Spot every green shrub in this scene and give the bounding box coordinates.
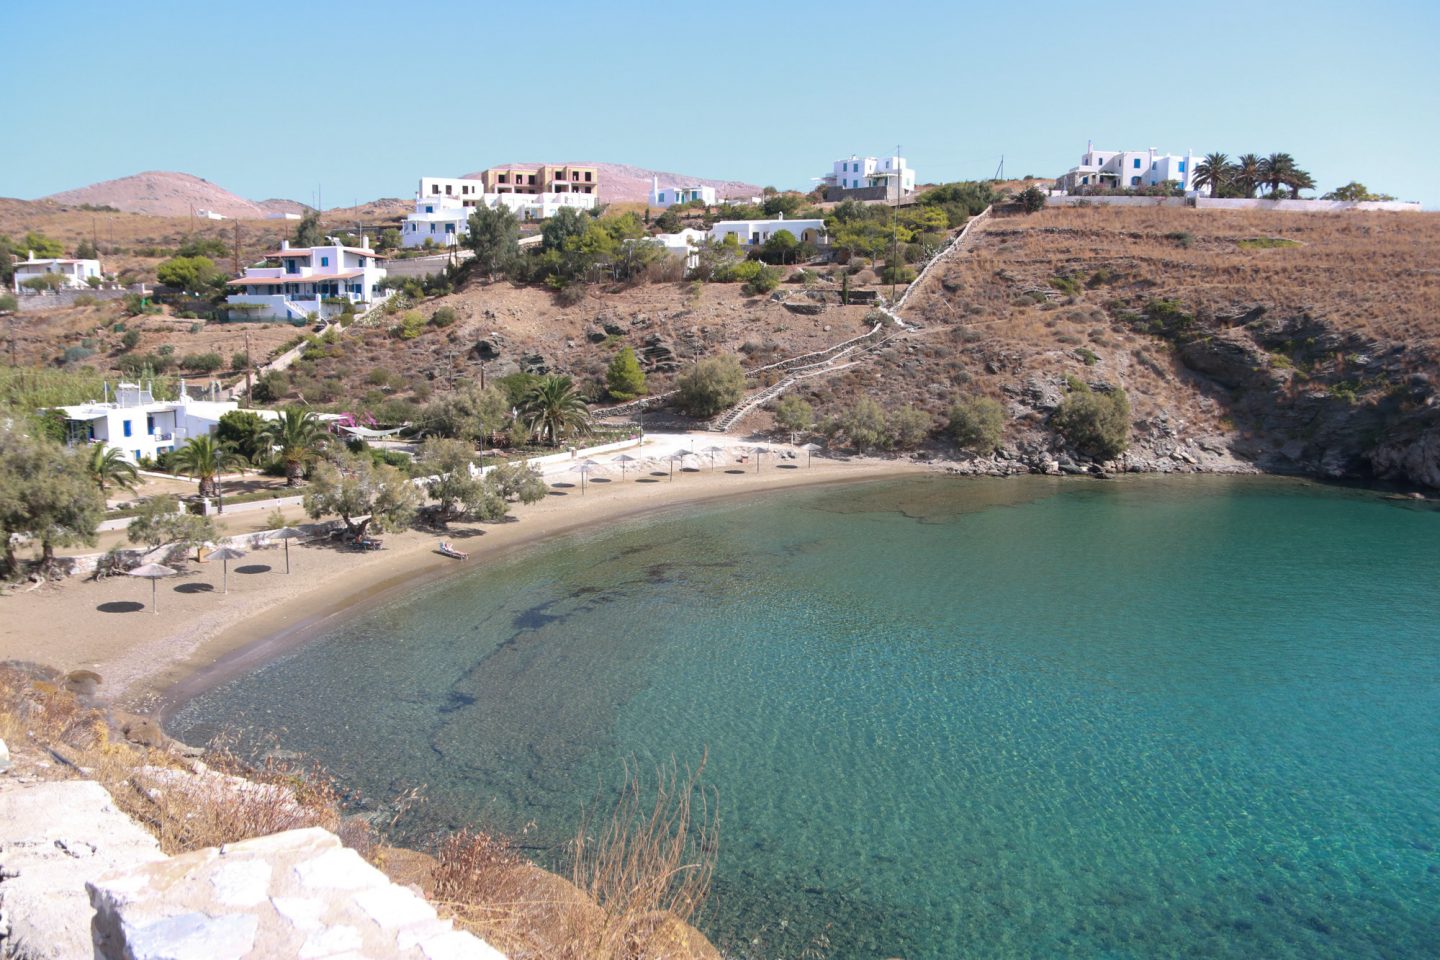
[1053,381,1130,458]
[888,405,932,449]
[431,306,458,328]
[1049,275,1082,296]
[674,355,745,418]
[605,346,646,401]
[62,345,96,364]
[393,310,426,340]
[948,396,1006,452]
[1166,231,1195,248]
[842,397,888,452]
[742,263,783,295]
[180,351,223,373]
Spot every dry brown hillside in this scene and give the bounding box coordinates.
[799,205,1440,486]
[40,171,296,219]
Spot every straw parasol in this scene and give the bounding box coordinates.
[126,563,177,614]
[209,546,246,594]
[273,527,303,574]
[609,452,641,480]
[700,445,727,471]
[800,441,824,467]
[569,459,604,494]
[750,444,770,473]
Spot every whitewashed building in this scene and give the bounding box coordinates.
[649,178,717,207]
[12,253,103,292]
[225,238,388,321]
[195,209,227,221]
[645,228,707,271]
[708,215,827,248]
[1057,142,1207,194]
[822,154,916,199]
[401,176,599,248]
[54,382,245,464]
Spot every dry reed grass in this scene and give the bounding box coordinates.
[0,664,341,856]
[431,757,720,960]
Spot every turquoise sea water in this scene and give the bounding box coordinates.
[169,476,1440,959]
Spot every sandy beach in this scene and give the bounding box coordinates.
[1,441,923,712]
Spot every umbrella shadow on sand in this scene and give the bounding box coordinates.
[97,601,145,613]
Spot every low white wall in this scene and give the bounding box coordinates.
[1194,197,1423,212]
[1047,195,1188,207]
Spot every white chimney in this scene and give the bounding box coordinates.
[280,240,290,251]
[361,234,369,249]
[27,249,34,261]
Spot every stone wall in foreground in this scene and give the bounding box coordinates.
[88,827,506,960]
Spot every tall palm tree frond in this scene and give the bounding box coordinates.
[263,407,327,486]
[519,375,593,447]
[171,434,242,498]
[88,444,138,494]
[1233,154,1263,199]
[1192,153,1232,197]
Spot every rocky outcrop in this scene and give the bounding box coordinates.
[0,780,166,959]
[87,827,505,960]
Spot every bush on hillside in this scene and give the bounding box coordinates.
[948,396,1006,453]
[675,355,745,418]
[1053,380,1130,459]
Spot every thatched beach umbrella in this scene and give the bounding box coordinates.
[751,445,770,473]
[610,453,640,481]
[569,460,603,495]
[126,563,176,614]
[800,441,823,467]
[209,546,246,594]
[273,526,303,574]
[700,445,727,471]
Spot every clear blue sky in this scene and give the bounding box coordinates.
[3,0,1438,206]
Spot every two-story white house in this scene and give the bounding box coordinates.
[822,154,916,200]
[12,253,103,293]
[225,238,389,321]
[708,215,828,248]
[1057,142,1207,194]
[649,179,717,207]
[54,382,248,465]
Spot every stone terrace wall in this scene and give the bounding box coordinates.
[88,827,505,960]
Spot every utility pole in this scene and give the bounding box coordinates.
[244,330,253,403]
[233,221,241,276]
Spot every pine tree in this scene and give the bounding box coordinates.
[605,347,647,401]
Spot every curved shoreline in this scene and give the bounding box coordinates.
[0,457,922,719]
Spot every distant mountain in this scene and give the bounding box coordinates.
[458,161,763,204]
[42,171,307,219]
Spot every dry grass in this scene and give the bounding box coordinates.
[0,664,340,856]
[431,758,720,960]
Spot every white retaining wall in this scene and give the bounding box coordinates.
[1194,197,1423,212]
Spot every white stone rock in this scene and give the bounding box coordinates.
[0,780,164,960]
[292,847,385,892]
[270,894,326,932]
[297,923,363,958]
[211,859,272,907]
[0,738,11,773]
[124,911,258,960]
[354,885,437,930]
[419,930,508,960]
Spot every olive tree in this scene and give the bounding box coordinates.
[304,448,419,538]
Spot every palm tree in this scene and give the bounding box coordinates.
[87,444,138,496]
[1259,153,1297,197]
[1286,167,1316,199]
[520,375,593,446]
[263,408,326,486]
[1233,154,1263,198]
[1191,153,1231,198]
[171,434,242,499]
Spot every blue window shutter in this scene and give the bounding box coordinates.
[123,419,132,437]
